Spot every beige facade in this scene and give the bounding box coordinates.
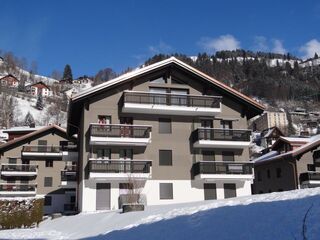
[68,57,264,212]
[252,111,288,132]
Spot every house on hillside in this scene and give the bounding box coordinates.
[0,125,78,214]
[0,74,19,87]
[26,81,52,97]
[67,56,265,212]
[253,135,320,194]
[260,127,284,149]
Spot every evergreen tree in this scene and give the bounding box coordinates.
[315,52,319,59]
[36,92,43,110]
[62,64,73,84]
[24,112,35,126]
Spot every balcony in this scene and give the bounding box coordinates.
[299,172,320,187]
[0,184,37,196]
[89,124,152,146]
[192,128,251,149]
[1,164,38,177]
[122,91,222,116]
[61,168,77,188]
[192,161,253,180]
[22,145,63,159]
[88,159,152,180]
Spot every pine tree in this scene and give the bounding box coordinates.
[314,52,319,59]
[62,64,73,84]
[24,112,35,126]
[36,92,43,110]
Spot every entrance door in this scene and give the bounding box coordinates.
[96,183,111,210]
[204,183,217,200]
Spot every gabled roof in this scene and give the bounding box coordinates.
[0,125,73,154]
[29,81,50,89]
[261,127,284,138]
[67,57,265,135]
[0,74,19,81]
[254,134,320,165]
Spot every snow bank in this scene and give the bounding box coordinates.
[0,188,320,239]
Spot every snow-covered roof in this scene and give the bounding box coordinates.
[3,126,44,133]
[254,134,320,165]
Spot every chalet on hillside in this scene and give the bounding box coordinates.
[26,81,52,97]
[0,74,19,87]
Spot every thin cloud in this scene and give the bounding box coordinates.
[253,36,269,51]
[299,39,320,59]
[148,41,173,54]
[198,34,240,53]
[272,39,286,54]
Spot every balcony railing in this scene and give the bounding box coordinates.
[61,170,77,181]
[192,128,251,142]
[0,184,36,192]
[123,91,221,108]
[89,160,152,174]
[299,172,320,183]
[1,164,37,172]
[192,161,253,176]
[90,124,151,139]
[22,145,61,153]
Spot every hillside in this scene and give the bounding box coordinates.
[0,188,319,239]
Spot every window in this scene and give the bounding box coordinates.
[44,196,52,206]
[97,148,111,159]
[70,196,76,203]
[159,183,173,199]
[119,149,133,160]
[38,140,47,146]
[159,150,172,166]
[200,119,213,128]
[276,168,282,178]
[257,171,262,181]
[45,159,53,167]
[159,118,172,134]
[120,117,133,125]
[224,183,236,199]
[204,183,217,200]
[44,177,53,187]
[202,150,215,161]
[22,159,30,165]
[307,164,316,171]
[8,158,17,164]
[220,120,233,129]
[267,169,271,179]
[98,115,111,124]
[222,151,234,162]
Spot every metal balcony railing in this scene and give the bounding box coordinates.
[90,124,151,139]
[89,160,152,174]
[192,161,253,176]
[22,145,61,153]
[1,164,37,172]
[192,128,251,142]
[0,184,37,192]
[123,91,221,108]
[299,172,320,183]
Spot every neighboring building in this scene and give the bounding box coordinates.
[260,127,284,149]
[253,135,320,194]
[27,81,52,97]
[73,76,93,85]
[0,125,78,214]
[67,57,264,212]
[0,74,19,87]
[3,125,44,141]
[251,110,288,132]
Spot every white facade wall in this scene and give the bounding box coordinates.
[80,178,252,212]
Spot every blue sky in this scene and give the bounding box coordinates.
[1,0,320,78]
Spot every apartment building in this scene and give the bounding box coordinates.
[0,125,78,214]
[253,135,320,194]
[67,57,265,212]
[251,110,288,132]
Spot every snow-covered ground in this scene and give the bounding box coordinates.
[1,188,320,239]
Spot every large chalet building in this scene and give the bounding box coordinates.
[67,57,264,211]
